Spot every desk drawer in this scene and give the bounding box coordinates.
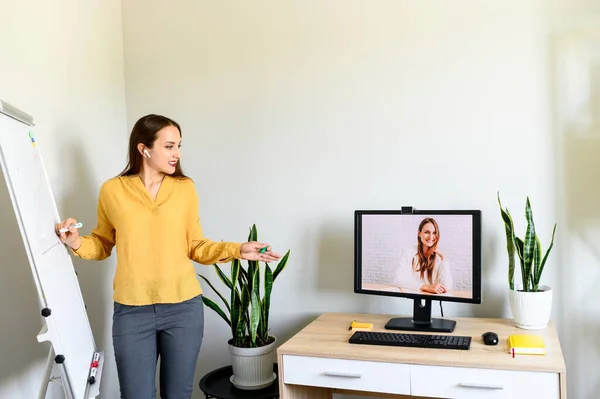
[410,364,560,398]
[282,355,410,395]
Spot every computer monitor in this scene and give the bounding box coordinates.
[354,208,482,333]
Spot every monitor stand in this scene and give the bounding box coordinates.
[385,298,456,333]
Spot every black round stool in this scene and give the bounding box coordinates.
[199,363,279,399]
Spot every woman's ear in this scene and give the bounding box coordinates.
[137,143,150,158]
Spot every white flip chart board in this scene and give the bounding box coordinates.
[0,99,102,399]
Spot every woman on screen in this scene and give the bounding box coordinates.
[394,217,454,294]
[55,114,281,399]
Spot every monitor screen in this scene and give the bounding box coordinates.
[354,209,481,332]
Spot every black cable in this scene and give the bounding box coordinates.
[439,301,444,317]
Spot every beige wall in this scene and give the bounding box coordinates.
[0,1,598,398]
[121,2,598,399]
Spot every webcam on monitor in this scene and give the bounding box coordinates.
[354,207,482,333]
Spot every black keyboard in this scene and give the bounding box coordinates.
[349,331,471,350]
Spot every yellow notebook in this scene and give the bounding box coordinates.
[507,334,545,355]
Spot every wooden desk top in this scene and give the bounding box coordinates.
[277,312,566,374]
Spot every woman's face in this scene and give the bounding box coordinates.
[418,222,437,247]
[143,125,181,175]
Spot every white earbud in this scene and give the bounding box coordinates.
[144,149,151,158]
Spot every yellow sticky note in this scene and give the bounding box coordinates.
[349,320,373,331]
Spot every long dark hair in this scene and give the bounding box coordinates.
[413,217,443,283]
[118,114,188,178]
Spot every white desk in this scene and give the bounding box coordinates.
[276,312,567,399]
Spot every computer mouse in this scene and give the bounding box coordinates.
[482,331,499,346]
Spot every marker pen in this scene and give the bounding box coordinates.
[57,222,83,233]
[88,367,97,384]
[88,352,100,384]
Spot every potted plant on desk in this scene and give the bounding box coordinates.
[198,224,290,390]
[498,193,557,330]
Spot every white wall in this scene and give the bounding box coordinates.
[0,1,126,398]
[121,1,597,399]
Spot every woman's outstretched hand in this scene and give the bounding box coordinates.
[240,241,281,262]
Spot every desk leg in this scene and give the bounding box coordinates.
[280,384,332,399]
[560,372,567,399]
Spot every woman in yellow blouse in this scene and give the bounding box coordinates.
[56,114,280,399]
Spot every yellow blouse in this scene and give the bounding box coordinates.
[72,175,241,305]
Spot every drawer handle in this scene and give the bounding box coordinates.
[459,382,504,390]
[323,371,362,378]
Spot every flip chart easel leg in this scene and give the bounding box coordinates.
[38,347,54,399]
[56,352,75,399]
[38,345,75,399]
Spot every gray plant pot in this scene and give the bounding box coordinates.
[228,337,277,390]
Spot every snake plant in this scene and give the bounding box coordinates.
[198,224,290,348]
[497,193,556,292]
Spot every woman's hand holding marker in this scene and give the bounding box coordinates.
[55,218,83,250]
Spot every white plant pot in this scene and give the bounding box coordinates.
[228,337,277,390]
[508,285,553,330]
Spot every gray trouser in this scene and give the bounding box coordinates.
[112,294,204,399]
